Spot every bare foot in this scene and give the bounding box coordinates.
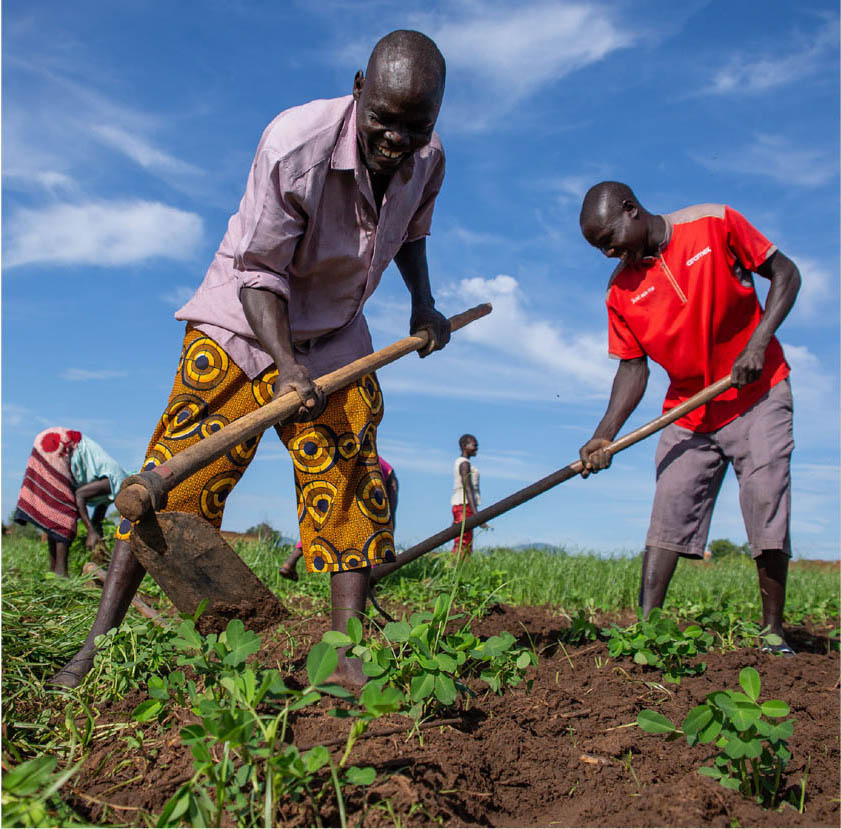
[47,651,95,688]
[278,563,299,582]
[327,656,367,689]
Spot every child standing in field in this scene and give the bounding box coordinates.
[451,434,480,559]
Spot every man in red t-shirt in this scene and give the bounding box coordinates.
[577,181,801,654]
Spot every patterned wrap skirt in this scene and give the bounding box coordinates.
[116,326,396,573]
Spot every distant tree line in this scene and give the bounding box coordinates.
[709,538,751,558]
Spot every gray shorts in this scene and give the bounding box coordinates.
[646,378,794,559]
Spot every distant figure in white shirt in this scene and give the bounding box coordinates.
[451,434,480,558]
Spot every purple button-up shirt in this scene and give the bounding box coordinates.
[175,95,445,379]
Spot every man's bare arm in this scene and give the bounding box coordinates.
[458,459,479,513]
[240,287,326,420]
[74,478,112,549]
[394,238,451,357]
[579,356,649,475]
[731,251,801,388]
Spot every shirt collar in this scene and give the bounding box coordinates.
[658,213,673,252]
[640,214,673,262]
[330,100,358,171]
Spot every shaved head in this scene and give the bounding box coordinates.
[579,181,640,231]
[366,30,446,100]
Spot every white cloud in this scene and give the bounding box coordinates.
[160,285,199,308]
[2,404,32,429]
[4,200,204,267]
[451,274,613,386]
[91,124,203,177]
[788,255,834,321]
[548,175,591,204]
[780,341,838,452]
[340,1,636,132]
[368,274,614,405]
[706,20,836,95]
[60,368,129,382]
[691,134,838,188]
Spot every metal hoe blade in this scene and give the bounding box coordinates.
[131,511,285,634]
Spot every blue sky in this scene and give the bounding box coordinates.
[3,0,839,559]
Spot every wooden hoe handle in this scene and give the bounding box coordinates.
[371,374,734,582]
[116,303,492,521]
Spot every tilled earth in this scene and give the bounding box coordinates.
[59,604,838,827]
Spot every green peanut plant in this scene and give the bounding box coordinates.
[604,607,714,683]
[132,619,391,828]
[324,592,537,721]
[637,666,796,808]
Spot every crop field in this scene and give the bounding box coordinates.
[2,528,839,827]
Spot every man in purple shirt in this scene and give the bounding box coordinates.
[52,30,449,689]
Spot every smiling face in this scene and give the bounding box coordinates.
[353,58,443,176]
[581,200,650,267]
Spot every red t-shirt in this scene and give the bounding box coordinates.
[606,204,789,432]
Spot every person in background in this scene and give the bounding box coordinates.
[280,457,398,581]
[451,434,480,558]
[577,181,800,654]
[14,428,129,576]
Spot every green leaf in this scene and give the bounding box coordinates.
[179,724,206,745]
[770,719,794,741]
[347,616,363,645]
[3,756,57,795]
[720,776,742,791]
[345,765,376,786]
[303,745,330,773]
[516,651,533,670]
[322,630,353,647]
[157,785,192,827]
[307,642,338,686]
[288,691,321,712]
[318,683,356,700]
[383,621,412,642]
[697,717,723,744]
[739,666,761,701]
[434,673,457,705]
[410,633,432,658]
[362,661,386,678]
[682,705,713,736]
[637,710,677,734]
[433,593,450,620]
[760,699,790,718]
[132,699,164,723]
[174,619,203,651]
[435,652,457,673]
[697,766,722,779]
[360,682,403,714]
[410,672,435,702]
[221,620,261,666]
[723,734,753,759]
[147,675,169,700]
[189,741,213,764]
[633,650,649,665]
[730,701,761,731]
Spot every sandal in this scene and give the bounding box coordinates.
[760,641,796,656]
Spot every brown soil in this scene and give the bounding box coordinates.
[61,604,839,827]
